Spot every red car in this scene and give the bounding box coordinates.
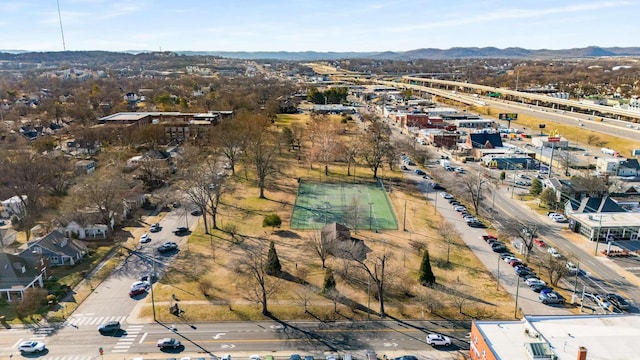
[129,287,146,297]
[534,238,546,247]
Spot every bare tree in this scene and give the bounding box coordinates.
[0,152,54,241]
[236,241,278,316]
[76,169,132,227]
[448,283,470,314]
[435,219,461,264]
[336,135,359,176]
[294,285,316,314]
[213,111,251,175]
[307,114,339,176]
[360,119,391,179]
[499,219,538,261]
[245,115,281,199]
[456,170,489,215]
[555,149,576,176]
[306,231,331,269]
[344,240,389,318]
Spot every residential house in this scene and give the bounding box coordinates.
[75,159,96,174]
[127,149,173,171]
[64,221,108,240]
[0,228,17,246]
[617,159,640,177]
[320,222,371,261]
[1,195,26,218]
[0,252,48,301]
[22,229,88,266]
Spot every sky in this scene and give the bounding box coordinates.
[0,0,637,53]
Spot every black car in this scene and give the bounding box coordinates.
[531,284,553,293]
[515,268,536,277]
[415,169,426,176]
[190,209,202,216]
[158,241,178,253]
[401,165,408,171]
[174,227,189,236]
[606,293,630,310]
[431,183,445,190]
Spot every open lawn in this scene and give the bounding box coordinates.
[134,114,517,323]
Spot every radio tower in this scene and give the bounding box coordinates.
[57,0,67,50]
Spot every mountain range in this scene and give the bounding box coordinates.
[2,46,640,61]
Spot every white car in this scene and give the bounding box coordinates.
[565,262,579,273]
[547,247,562,258]
[525,278,546,287]
[18,341,46,353]
[548,212,567,222]
[440,192,453,199]
[130,280,150,291]
[426,333,451,346]
[140,233,151,243]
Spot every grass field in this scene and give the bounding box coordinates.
[290,180,398,230]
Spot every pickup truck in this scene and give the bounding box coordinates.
[539,291,565,305]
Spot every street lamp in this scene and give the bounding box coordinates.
[514,275,521,318]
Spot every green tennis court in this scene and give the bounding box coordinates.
[290,180,398,230]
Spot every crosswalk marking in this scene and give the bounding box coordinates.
[64,315,127,327]
[38,356,93,360]
[109,324,144,354]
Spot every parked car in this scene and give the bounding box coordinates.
[130,280,150,291]
[129,287,147,297]
[595,295,615,311]
[440,192,453,199]
[534,238,546,247]
[565,262,579,274]
[158,241,178,254]
[549,212,568,223]
[140,233,151,243]
[190,209,202,216]
[150,223,161,232]
[431,183,445,190]
[525,278,546,287]
[539,291,565,305]
[415,169,426,176]
[606,293,630,310]
[18,341,46,353]
[157,337,182,348]
[515,268,535,278]
[547,247,562,258]
[491,243,508,253]
[98,320,121,334]
[426,333,451,346]
[174,226,190,236]
[422,174,432,180]
[531,284,553,293]
[453,205,467,212]
[140,273,158,283]
[289,355,302,360]
[401,165,408,171]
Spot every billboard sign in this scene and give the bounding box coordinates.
[499,113,518,121]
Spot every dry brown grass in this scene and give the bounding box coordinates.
[139,115,517,323]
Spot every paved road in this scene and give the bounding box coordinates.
[0,320,470,359]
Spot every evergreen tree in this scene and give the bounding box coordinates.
[499,171,506,183]
[418,249,436,286]
[530,177,543,196]
[322,268,336,293]
[265,241,282,276]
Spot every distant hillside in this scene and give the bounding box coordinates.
[2,46,640,61]
[179,46,640,60]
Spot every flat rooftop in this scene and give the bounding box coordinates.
[475,314,640,360]
[572,212,640,227]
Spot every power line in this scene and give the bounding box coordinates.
[57,0,66,51]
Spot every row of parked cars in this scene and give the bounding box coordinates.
[481,235,566,305]
[444,193,486,228]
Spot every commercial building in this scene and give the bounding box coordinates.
[471,314,640,360]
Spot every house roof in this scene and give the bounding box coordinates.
[21,229,87,258]
[567,196,625,213]
[469,133,503,149]
[0,252,42,289]
[619,158,640,170]
[0,228,17,244]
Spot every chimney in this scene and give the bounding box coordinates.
[577,346,587,360]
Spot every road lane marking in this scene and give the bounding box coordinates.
[139,332,147,344]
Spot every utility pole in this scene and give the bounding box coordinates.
[151,256,156,321]
[514,276,521,318]
[403,200,407,231]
